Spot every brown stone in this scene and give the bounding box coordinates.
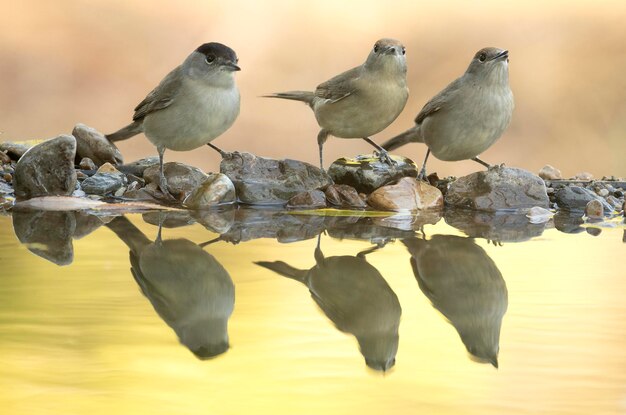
[73,123,123,166]
[325,184,367,209]
[538,164,562,181]
[184,173,237,209]
[367,177,443,211]
[287,190,327,209]
[584,199,604,219]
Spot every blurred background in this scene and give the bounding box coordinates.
[2,0,626,178]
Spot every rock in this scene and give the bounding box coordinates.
[192,207,236,234]
[72,123,123,166]
[526,206,554,224]
[554,186,612,212]
[118,157,160,177]
[538,165,562,180]
[81,172,126,196]
[79,157,97,171]
[325,215,418,240]
[0,142,32,160]
[144,162,208,200]
[13,135,77,200]
[287,190,327,209]
[142,211,196,228]
[12,209,75,265]
[328,154,418,194]
[597,188,610,197]
[0,181,13,195]
[220,152,332,205]
[445,209,547,242]
[445,166,549,212]
[0,151,10,164]
[367,177,443,211]
[96,162,121,175]
[584,199,604,219]
[553,211,585,234]
[586,227,602,237]
[606,195,623,210]
[184,173,236,209]
[573,172,593,181]
[325,184,367,209]
[73,211,107,239]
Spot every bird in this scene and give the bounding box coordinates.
[382,47,514,179]
[106,42,241,199]
[403,235,508,367]
[256,236,401,372]
[263,38,409,169]
[106,215,235,359]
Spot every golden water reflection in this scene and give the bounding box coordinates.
[0,209,625,414]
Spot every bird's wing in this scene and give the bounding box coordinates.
[314,66,361,104]
[132,66,183,121]
[414,77,464,125]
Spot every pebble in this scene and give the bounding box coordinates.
[526,206,554,224]
[79,157,97,171]
[367,177,443,211]
[183,173,237,209]
[286,190,327,209]
[573,172,593,181]
[586,227,602,237]
[584,199,604,219]
[324,184,367,209]
[538,164,562,180]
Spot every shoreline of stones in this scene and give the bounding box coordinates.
[1,124,625,221]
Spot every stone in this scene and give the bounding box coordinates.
[526,206,554,224]
[538,164,562,181]
[96,162,122,175]
[12,209,75,265]
[586,227,602,237]
[573,172,593,181]
[0,151,10,164]
[445,209,547,242]
[118,157,160,177]
[79,157,97,171]
[553,211,585,234]
[0,142,32,160]
[72,123,123,166]
[324,215,418,240]
[184,173,237,209]
[0,181,13,195]
[327,154,418,194]
[142,211,196,228]
[73,211,107,239]
[192,207,236,234]
[445,166,549,212]
[13,135,77,200]
[584,199,604,219]
[325,184,367,209]
[144,162,208,200]
[554,186,612,212]
[220,152,332,205]
[367,177,443,211]
[81,172,126,196]
[597,188,609,197]
[606,195,622,210]
[287,190,327,209]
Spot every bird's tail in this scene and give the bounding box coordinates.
[262,91,316,106]
[381,125,422,151]
[255,261,307,283]
[106,120,143,142]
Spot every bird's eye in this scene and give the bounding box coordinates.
[205,55,216,64]
[479,53,487,62]
[402,47,406,55]
[374,45,379,53]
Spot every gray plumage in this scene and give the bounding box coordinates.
[106,216,235,359]
[255,239,401,371]
[264,38,409,168]
[403,235,508,368]
[383,47,514,173]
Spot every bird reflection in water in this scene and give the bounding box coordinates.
[106,215,234,360]
[256,236,401,372]
[403,235,508,367]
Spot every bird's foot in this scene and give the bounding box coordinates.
[158,177,178,203]
[374,149,396,168]
[417,166,428,181]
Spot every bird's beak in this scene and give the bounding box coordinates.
[490,50,509,61]
[223,61,241,71]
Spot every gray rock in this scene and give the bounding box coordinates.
[445,209,547,242]
[328,154,417,194]
[192,207,236,234]
[72,123,123,166]
[73,212,107,239]
[586,227,602,237]
[606,195,623,210]
[12,209,75,265]
[573,172,593,181]
[597,188,610,198]
[119,157,160,177]
[144,162,208,200]
[79,157,97,171]
[367,177,444,211]
[553,211,585,234]
[325,184,367,209]
[445,166,549,212]
[142,211,196,228]
[0,151,11,164]
[220,152,332,205]
[0,142,32,160]
[554,186,612,212]
[538,164,562,181]
[287,190,327,209]
[81,172,126,196]
[184,173,236,209]
[0,181,13,195]
[13,135,77,200]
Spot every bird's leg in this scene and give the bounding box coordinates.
[471,156,492,169]
[157,146,176,201]
[418,149,431,181]
[362,137,396,167]
[313,234,325,264]
[207,142,230,158]
[155,212,165,246]
[317,130,329,171]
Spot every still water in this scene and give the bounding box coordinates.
[1,207,625,414]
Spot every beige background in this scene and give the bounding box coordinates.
[2,0,625,178]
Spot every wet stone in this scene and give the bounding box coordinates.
[0,142,32,160]
[325,184,367,209]
[554,186,612,212]
[184,173,237,209]
[445,166,549,212]
[328,154,418,194]
[538,164,562,181]
[586,227,602,237]
[79,157,97,171]
[445,209,547,242]
[81,171,127,196]
[584,199,604,219]
[573,172,593,181]
[597,188,609,197]
[367,177,443,211]
[287,190,327,209]
[13,135,77,200]
[553,211,585,234]
[526,206,554,224]
[73,123,123,166]
[118,157,160,177]
[12,209,75,265]
[144,162,208,200]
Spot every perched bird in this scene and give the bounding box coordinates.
[264,38,409,169]
[106,216,235,359]
[106,42,241,198]
[403,235,508,367]
[256,237,401,372]
[383,47,514,178]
